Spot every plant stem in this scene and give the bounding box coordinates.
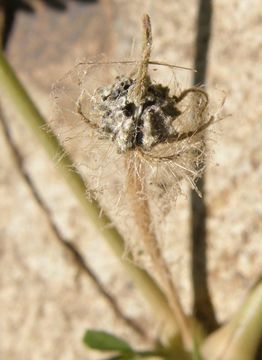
[126,153,193,350]
[0,49,177,334]
[201,280,262,360]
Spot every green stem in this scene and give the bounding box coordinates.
[0,50,177,335]
[201,280,262,360]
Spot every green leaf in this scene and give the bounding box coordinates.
[83,330,133,353]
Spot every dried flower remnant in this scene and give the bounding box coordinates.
[74,22,213,201]
[52,11,217,210]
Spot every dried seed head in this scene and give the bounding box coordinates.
[95,75,181,152]
[89,13,211,158]
[52,13,216,213]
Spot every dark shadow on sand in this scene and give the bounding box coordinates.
[0,0,98,50]
[191,0,218,333]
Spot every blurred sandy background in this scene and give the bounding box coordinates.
[0,0,261,359]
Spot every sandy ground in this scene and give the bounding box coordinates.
[0,0,261,359]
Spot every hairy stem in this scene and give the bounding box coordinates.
[126,152,193,350]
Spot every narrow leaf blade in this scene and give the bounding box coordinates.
[83,330,133,352]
